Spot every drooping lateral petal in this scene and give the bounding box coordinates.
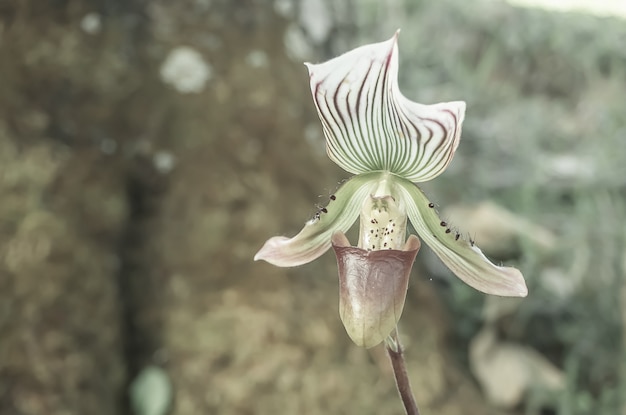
[254,172,381,267]
[332,232,421,348]
[394,177,528,297]
[305,32,466,182]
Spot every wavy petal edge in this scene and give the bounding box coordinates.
[305,31,466,183]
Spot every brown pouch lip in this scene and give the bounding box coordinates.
[331,232,420,348]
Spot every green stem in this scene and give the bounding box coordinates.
[385,328,420,415]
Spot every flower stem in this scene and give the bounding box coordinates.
[385,328,420,415]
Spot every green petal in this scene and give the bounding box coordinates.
[254,172,381,267]
[305,32,465,182]
[394,177,528,297]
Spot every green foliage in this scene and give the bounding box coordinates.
[130,366,172,415]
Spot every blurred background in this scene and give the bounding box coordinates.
[1,0,625,414]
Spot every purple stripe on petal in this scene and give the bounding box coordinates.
[305,32,466,183]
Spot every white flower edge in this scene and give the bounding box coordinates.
[306,31,465,183]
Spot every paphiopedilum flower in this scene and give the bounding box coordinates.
[255,32,527,348]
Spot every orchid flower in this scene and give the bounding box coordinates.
[255,32,527,348]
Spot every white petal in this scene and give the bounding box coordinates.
[305,31,465,182]
[395,177,528,297]
[254,173,380,267]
